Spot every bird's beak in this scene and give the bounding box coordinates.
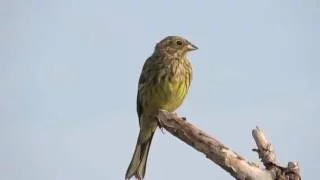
[187,43,198,51]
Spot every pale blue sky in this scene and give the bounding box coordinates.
[1,0,319,179]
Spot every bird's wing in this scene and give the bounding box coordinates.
[136,57,153,126]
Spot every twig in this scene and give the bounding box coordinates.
[252,127,301,180]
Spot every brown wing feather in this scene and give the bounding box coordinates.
[136,56,153,126]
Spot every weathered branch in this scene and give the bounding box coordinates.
[157,110,301,180]
[252,127,301,180]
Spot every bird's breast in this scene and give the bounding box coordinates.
[143,59,191,112]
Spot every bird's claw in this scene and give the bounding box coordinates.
[159,126,165,134]
[157,110,165,133]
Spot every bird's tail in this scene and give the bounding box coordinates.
[125,130,155,180]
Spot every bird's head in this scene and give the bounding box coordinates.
[154,36,198,57]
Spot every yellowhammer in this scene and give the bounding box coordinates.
[125,36,198,180]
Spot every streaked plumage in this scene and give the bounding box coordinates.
[125,36,198,180]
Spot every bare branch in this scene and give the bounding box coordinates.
[157,110,301,180]
[252,127,278,166]
[252,127,301,180]
[157,111,272,180]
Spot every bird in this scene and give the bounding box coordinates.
[125,36,198,180]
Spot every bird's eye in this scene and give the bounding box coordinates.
[176,40,182,46]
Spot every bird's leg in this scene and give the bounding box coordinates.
[157,109,182,134]
[157,109,168,134]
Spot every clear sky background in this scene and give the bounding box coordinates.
[1,0,319,179]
